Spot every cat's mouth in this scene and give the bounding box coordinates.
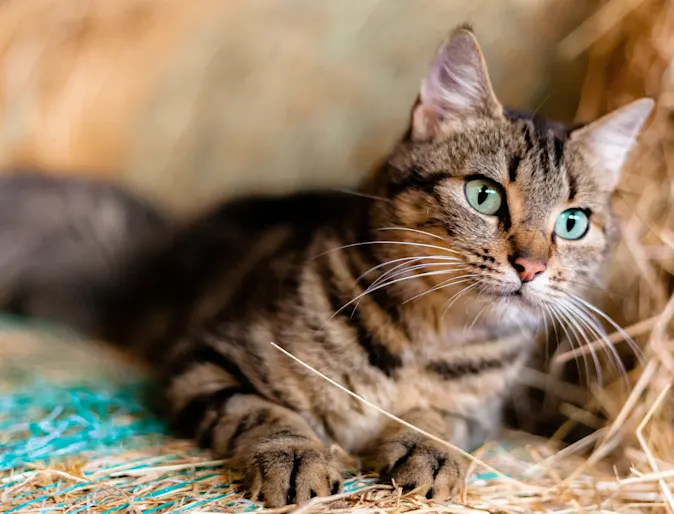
[500,289,522,298]
[479,283,545,306]
[481,287,522,299]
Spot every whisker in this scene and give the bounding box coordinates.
[356,255,460,283]
[442,281,482,318]
[540,303,558,362]
[547,303,590,386]
[403,275,478,304]
[375,226,453,245]
[464,300,491,333]
[371,263,467,288]
[557,278,626,302]
[331,188,392,202]
[367,259,462,290]
[331,269,463,320]
[560,300,630,389]
[355,263,467,311]
[554,300,605,386]
[356,256,421,283]
[315,240,459,260]
[538,304,551,359]
[567,293,645,365]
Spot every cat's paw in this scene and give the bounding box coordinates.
[378,439,466,501]
[244,439,344,507]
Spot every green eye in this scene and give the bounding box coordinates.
[465,178,503,215]
[555,209,589,240]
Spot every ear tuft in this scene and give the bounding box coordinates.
[411,26,502,143]
[571,98,655,190]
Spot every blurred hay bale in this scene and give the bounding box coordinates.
[0,0,590,212]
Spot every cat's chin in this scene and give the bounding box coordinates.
[479,283,544,311]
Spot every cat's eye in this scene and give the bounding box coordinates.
[464,178,503,216]
[554,209,589,240]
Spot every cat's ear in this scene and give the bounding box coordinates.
[411,26,503,143]
[570,98,655,190]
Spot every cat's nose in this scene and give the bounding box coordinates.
[512,256,547,283]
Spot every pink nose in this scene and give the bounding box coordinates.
[513,257,547,283]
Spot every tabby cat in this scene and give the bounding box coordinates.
[0,27,653,507]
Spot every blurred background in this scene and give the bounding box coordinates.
[0,0,593,214]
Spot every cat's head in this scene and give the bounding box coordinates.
[369,26,653,319]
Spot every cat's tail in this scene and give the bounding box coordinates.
[0,172,170,335]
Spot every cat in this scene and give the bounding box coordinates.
[0,26,653,507]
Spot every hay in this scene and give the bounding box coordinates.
[0,361,670,513]
[2,0,674,512]
[1,377,667,513]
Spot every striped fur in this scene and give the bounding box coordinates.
[0,28,653,507]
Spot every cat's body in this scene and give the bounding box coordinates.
[102,190,529,454]
[0,28,653,507]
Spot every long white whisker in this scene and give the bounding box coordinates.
[332,188,392,202]
[369,261,464,290]
[355,263,467,311]
[567,293,645,365]
[539,304,551,359]
[316,240,460,259]
[544,303,560,346]
[560,300,629,388]
[404,275,478,304]
[376,226,454,246]
[331,269,462,319]
[357,255,460,283]
[465,300,491,334]
[555,300,604,386]
[541,303,562,364]
[561,300,606,386]
[357,256,423,283]
[442,281,482,318]
[547,303,589,386]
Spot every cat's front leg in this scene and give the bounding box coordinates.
[167,369,344,507]
[365,408,470,500]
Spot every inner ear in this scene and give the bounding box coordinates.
[411,26,503,143]
[569,98,654,191]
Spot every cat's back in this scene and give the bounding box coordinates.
[159,189,367,269]
[100,189,368,343]
[205,190,364,232]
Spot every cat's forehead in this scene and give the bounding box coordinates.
[501,113,605,209]
[503,114,572,203]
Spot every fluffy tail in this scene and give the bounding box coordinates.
[0,172,169,334]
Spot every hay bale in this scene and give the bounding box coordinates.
[0,0,590,212]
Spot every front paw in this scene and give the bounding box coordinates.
[376,438,466,501]
[244,439,344,508]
